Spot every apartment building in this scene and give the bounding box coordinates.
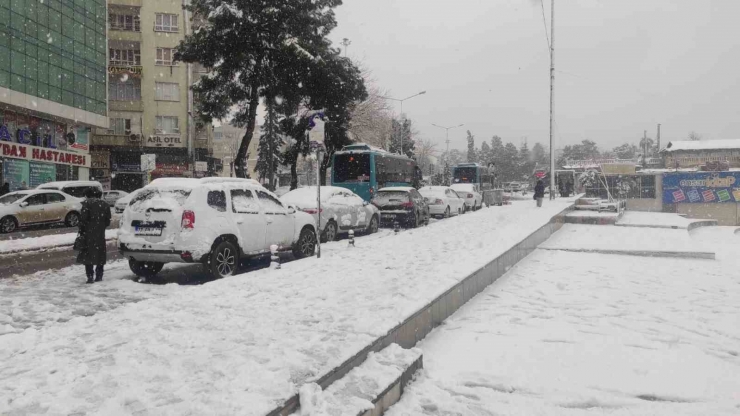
[91,0,213,192]
[0,0,107,190]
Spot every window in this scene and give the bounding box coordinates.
[109,77,141,101]
[47,193,65,203]
[155,48,175,65]
[155,116,179,134]
[155,82,180,101]
[334,154,371,183]
[25,194,46,206]
[63,187,96,198]
[256,190,287,214]
[207,191,226,212]
[231,189,260,213]
[155,13,178,32]
[109,13,141,32]
[108,118,132,135]
[109,48,141,66]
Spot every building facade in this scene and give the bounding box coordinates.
[91,0,213,192]
[662,139,740,170]
[1,0,107,190]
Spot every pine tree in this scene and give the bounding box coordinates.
[479,142,492,166]
[466,131,477,163]
[176,0,343,178]
[255,104,284,189]
[389,118,415,158]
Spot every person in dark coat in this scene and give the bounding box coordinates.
[534,179,545,207]
[0,182,9,196]
[77,188,111,283]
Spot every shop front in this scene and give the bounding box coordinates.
[0,110,91,190]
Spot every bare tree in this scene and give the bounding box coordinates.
[688,131,702,141]
[414,138,438,175]
[348,65,394,149]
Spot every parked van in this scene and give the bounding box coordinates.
[118,177,318,279]
[37,181,104,199]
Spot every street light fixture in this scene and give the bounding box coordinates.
[377,91,427,155]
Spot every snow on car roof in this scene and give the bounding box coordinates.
[450,183,475,188]
[37,180,102,189]
[147,177,262,190]
[280,186,354,206]
[7,189,65,196]
[378,186,415,192]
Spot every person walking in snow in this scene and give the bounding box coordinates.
[534,179,545,208]
[76,188,111,284]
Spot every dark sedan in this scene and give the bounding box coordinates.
[372,187,430,228]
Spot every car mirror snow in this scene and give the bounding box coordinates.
[19,202,28,208]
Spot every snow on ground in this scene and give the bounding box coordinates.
[0,229,118,254]
[540,224,706,255]
[616,211,702,229]
[387,227,740,416]
[0,199,575,416]
[566,210,620,218]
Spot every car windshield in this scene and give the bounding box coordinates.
[451,184,474,192]
[129,188,191,211]
[419,189,445,198]
[0,193,28,205]
[372,191,409,205]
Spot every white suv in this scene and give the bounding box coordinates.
[118,178,317,279]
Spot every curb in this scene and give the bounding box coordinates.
[539,246,715,260]
[266,204,576,416]
[0,238,118,256]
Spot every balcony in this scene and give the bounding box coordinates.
[92,133,143,148]
[109,100,143,112]
[108,0,142,7]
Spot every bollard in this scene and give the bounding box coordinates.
[348,229,355,247]
[270,244,281,269]
[394,221,400,234]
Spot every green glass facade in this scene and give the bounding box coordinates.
[0,0,107,116]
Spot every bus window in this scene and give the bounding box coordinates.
[334,154,371,183]
[453,167,478,183]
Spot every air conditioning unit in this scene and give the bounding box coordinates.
[129,133,142,142]
[125,129,132,135]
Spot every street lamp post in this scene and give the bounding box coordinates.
[378,91,427,155]
[432,123,464,186]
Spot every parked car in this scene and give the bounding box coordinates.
[371,187,430,228]
[114,189,141,214]
[36,180,103,199]
[418,186,466,218]
[118,177,317,279]
[0,190,82,233]
[450,183,483,211]
[103,190,129,207]
[280,186,380,242]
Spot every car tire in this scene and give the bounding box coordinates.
[65,211,80,227]
[444,206,450,218]
[0,216,18,233]
[366,215,379,234]
[205,240,239,279]
[129,259,164,278]
[293,226,317,259]
[321,221,338,243]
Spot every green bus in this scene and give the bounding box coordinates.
[331,144,420,201]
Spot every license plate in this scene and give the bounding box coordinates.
[382,214,395,219]
[135,227,162,236]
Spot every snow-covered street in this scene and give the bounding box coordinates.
[387,225,740,416]
[0,200,573,415]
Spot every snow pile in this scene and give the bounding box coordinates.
[387,232,740,415]
[540,224,706,255]
[0,229,118,254]
[617,211,705,229]
[294,344,421,416]
[0,199,574,415]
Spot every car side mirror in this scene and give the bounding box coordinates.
[19,201,28,208]
[362,200,369,206]
[287,205,296,214]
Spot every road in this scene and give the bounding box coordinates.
[0,215,120,241]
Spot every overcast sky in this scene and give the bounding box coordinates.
[329,0,740,152]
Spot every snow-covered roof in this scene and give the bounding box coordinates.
[663,139,740,152]
[280,186,355,205]
[147,177,261,189]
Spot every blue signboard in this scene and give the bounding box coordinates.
[662,172,740,204]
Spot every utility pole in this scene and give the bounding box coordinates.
[642,130,647,167]
[549,0,556,200]
[656,123,661,156]
[267,103,275,190]
[340,38,351,58]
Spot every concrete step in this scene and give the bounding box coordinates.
[296,344,423,416]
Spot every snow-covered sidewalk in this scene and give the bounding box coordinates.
[616,211,712,229]
[0,199,574,416]
[387,227,740,416]
[0,229,118,254]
